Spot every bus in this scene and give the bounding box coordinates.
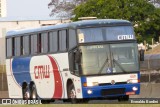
[6,19,142,103]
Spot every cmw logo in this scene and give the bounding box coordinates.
[118,35,134,40]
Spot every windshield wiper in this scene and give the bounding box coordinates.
[112,58,126,73]
[98,56,110,74]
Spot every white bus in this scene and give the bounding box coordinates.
[6,19,142,103]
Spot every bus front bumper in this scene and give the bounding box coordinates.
[81,83,140,98]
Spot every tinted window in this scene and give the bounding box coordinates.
[77,26,135,43]
[15,37,21,56]
[6,38,12,57]
[69,29,77,49]
[31,34,38,54]
[49,32,58,52]
[41,33,48,53]
[23,36,30,55]
[59,30,67,51]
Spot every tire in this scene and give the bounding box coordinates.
[67,84,78,104]
[22,86,30,100]
[30,84,38,100]
[118,95,129,102]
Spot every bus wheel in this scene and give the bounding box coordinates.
[68,84,78,103]
[22,86,30,100]
[30,84,37,100]
[118,95,129,102]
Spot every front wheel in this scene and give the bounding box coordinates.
[67,84,78,103]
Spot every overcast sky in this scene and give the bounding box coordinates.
[7,0,51,18]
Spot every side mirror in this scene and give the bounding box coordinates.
[75,49,81,63]
[139,49,144,61]
[69,52,74,72]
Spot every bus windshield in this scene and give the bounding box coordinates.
[77,26,135,43]
[80,43,139,75]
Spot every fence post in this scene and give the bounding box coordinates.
[148,55,151,82]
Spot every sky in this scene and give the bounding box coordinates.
[7,0,51,18]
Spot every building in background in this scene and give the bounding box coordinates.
[0,0,7,17]
[0,17,70,65]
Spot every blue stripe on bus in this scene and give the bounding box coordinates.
[12,57,31,86]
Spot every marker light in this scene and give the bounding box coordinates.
[127,79,140,84]
[83,82,99,87]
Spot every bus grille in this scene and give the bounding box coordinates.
[101,88,125,96]
[99,82,127,86]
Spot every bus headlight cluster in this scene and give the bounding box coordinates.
[127,79,139,84]
[132,86,138,91]
[87,90,93,94]
[83,82,99,87]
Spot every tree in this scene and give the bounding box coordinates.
[48,0,87,18]
[73,0,160,43]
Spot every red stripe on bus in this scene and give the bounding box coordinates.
[48,56,63,98]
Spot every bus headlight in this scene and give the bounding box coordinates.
[87,90,93,94]
[83,82,99,87]
[132,86,138,91]
[127,79,140,84]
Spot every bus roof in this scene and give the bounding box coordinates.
[6,19,132,37]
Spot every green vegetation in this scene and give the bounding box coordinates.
[72,0,160,43]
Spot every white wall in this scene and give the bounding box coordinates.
[0,0,7,17]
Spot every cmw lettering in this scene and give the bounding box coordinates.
[34,65,50,79]
[118,35,134,40]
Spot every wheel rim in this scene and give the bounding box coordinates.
[70,89,76,98]
[24,91,30,99]
[32,91,36,99]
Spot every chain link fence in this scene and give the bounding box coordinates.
[140,54,160,83]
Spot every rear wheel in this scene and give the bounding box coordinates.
[22,85,30,100]
[30,84,38,100]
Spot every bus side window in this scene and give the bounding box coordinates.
[41,32,48,53]
[6,38,12,57]
[59,30,67,51]
[49,31,58,52]
[31,34,38,55]
[15,37,21,56]
[69,29,77,50]
[23,36,30,55]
